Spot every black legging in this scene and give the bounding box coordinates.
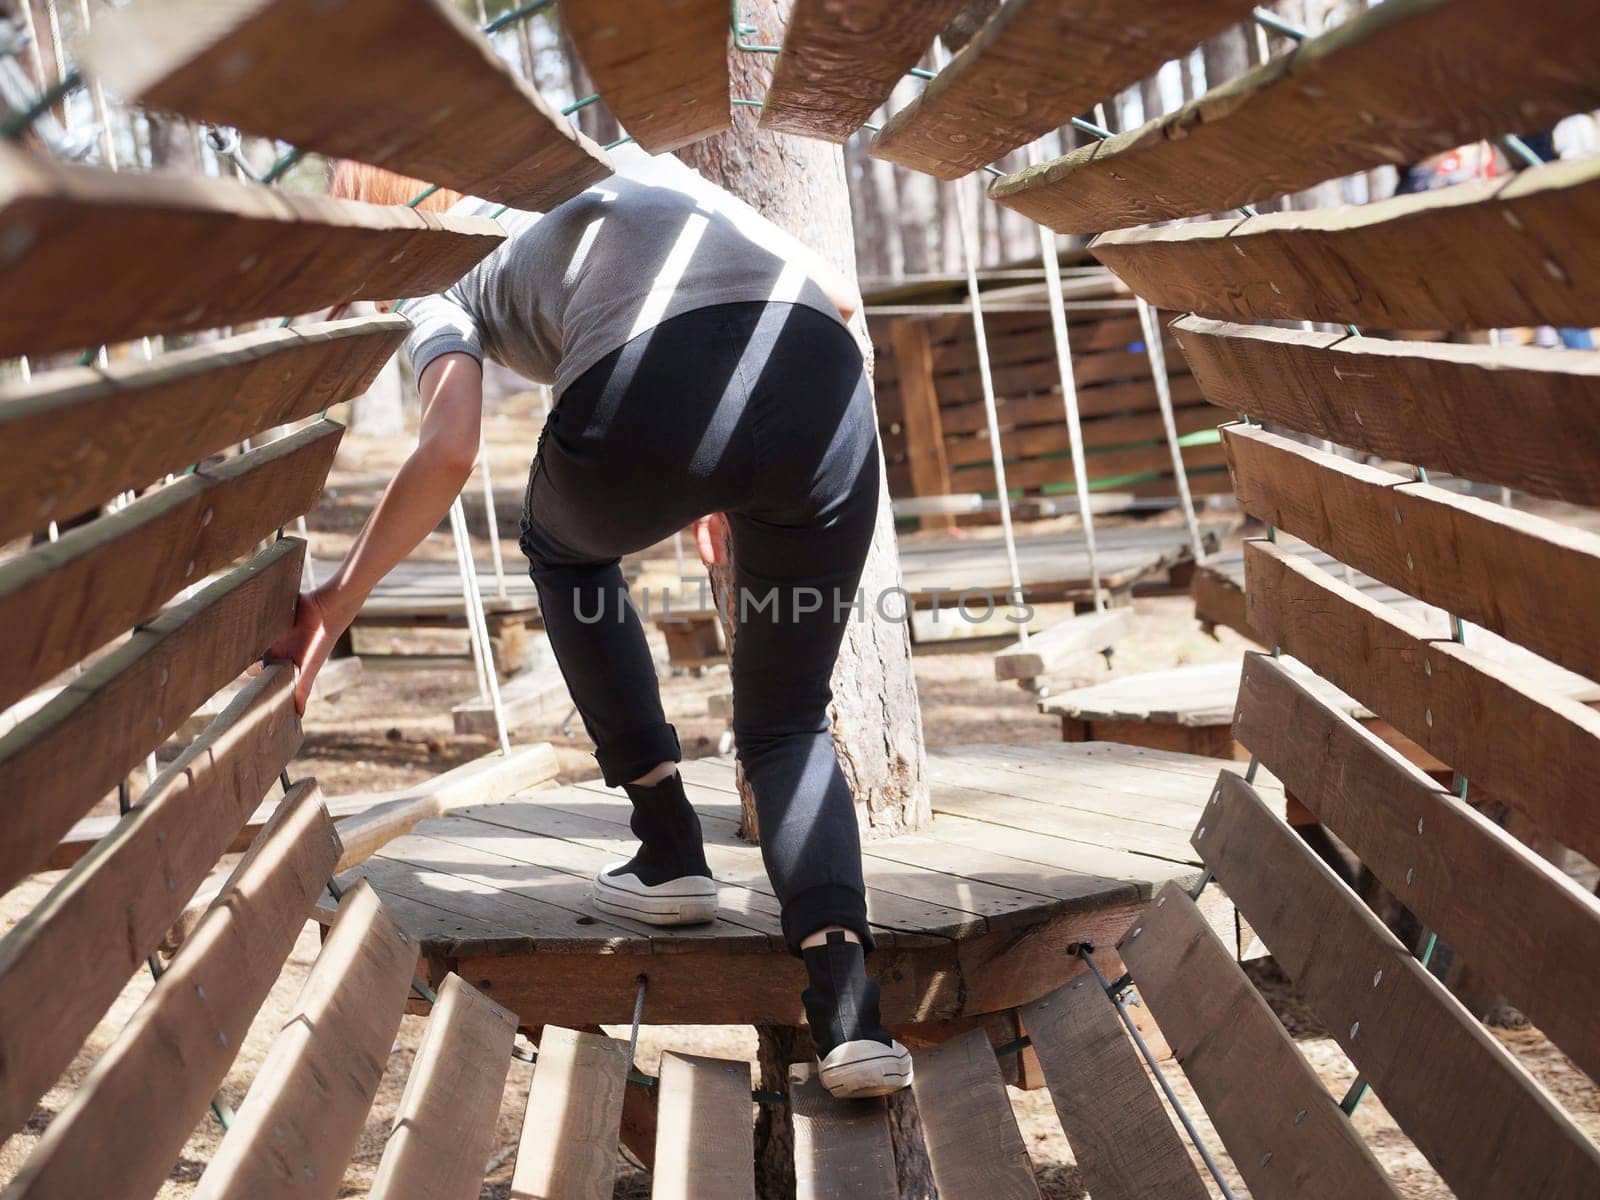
[519,302,880,953]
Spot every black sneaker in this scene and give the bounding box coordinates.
[803,930,912,1098]
[593,773,718,925]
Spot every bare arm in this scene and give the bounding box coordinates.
[268,352,484,710]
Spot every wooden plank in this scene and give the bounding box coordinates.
[957,439,1228,495]
[891,319,955,522]
[0,539,301,895]
[1224,420,1600,682]
[0,145,503,357]
[652,1052,756,1200]
[369,974,516,1200]
[1176,317,1600,507]
[943,404,1216,469]
[452,665,570,736]
[0,316,404,541]
[871,0,1253,178]
[95,0,611,210]
[0,419,341,711]
[994,607,1131,681]
[1090,156,1600,329]
[0,665,300,1141]
[1199,771,1600,1199]
[2,780,339,1200]
[1243,538,1600,878]
[757,0,968,142]
[510,1026,629,1200]
[909,1029,1040,1199]
[1021,975,1205,1200]
[991,0,1600,232]
[788,1061,898,1200]
[1121,882,1401,1200]
[562,0,729,153]
[1234,651,1600,1085]
[193,880,418,1200]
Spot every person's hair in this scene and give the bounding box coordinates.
[328,160,465,213]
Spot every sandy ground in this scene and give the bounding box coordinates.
[4,420,1598,1197]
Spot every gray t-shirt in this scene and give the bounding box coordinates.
[402,145,848,396]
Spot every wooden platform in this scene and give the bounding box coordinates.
[320,557,540,624]
[329,744,1262,1028]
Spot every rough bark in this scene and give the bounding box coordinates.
[677,0,930,844]
[753,1026,808,1199]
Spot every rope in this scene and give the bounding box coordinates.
[1136,297,1207,563]
[449,496,512,754]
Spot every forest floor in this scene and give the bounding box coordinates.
[3,419,1597,1198]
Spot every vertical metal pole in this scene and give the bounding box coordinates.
[1028,140,1103,611]
[450,498,511,753]
[1137,297,1206,563]
[478,431,509,599]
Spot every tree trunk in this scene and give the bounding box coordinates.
[557,26,620,145]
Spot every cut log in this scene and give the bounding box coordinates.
[990,0,1600,231]
[92,0,611,210]
[0,144,503,356]
[1198,772,1600,1200]
[994,607,1131,681]
[872,0,1254,179]
[0,421,340,712]
[1090,156,1600,330]
[757,0,968,142]
[562,0,730,152]
[1176,316,1600,507]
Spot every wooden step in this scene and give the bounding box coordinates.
[652,1051,756,1200]
[788,1061,898,1200]
[0,316,403,544]
[368,974,517,1200]
[1177,316,1600,508]
[910,1029,1040,1198]
[1200,771,1600,1199]
[758,0,968,143]
[1090,156,1600,331]
[510,1026,630,1200]
[0,421,340,711]
[193,880,419,1199]
[92,0,610,211]
[871,0,1253,179]
[994,607,1132,681]
[1121,882,1402,1200]
[2,781,339,1200]
[0,665,300,1142]
[0,539,301,896]
[1235,650,1600,1085]
[0,144,502,357]
[990,0,1600,232]
[1022,975,1206,1199]
[562,0,730,153]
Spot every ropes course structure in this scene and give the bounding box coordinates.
[2,0,1600,1197]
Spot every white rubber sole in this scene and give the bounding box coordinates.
[817,1038,914,1099]
[592,865,718,926]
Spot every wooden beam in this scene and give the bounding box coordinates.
[1176,316,1600,507]
[1090,156,1600,329]
[871,0,1253,179]
[990,0,1600,232]
[1243,539,1600,871]
[994,608,1131,682]
[1234,651,1600,1085]
[1120,883,1402,1200]
[2,781,339,1200]
[652,1052,757,1200]
[92,0,610,211]
[510,1027,629,1200]
[889,319,954,526]
[0,420,341,712]
[193,880,418,1200]
[1198,772,1600,1200]
[0,145,503,357]
[0,316,404,542]
[1224,421,1600,683]
[0,539,301,896]
[910,1029,1039,1199]
[788,1061,898,1199]
[562,0,730,153]
[757,0,968,143]
[0,666,300,1141]
[1022,978,1205,1199]
[943,405,1216,468]
[451,665,570,737]
[368,974,516,1200]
